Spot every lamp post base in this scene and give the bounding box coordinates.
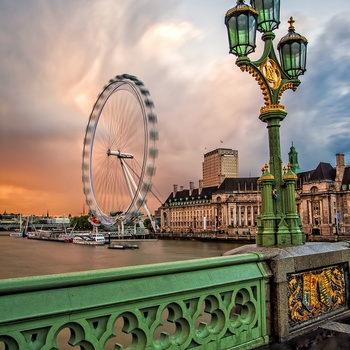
[256,216,277,246]
[257,217,304,246]
[256,234,275,246]
[276,218,292,245]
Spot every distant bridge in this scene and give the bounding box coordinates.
[0,223,70,231]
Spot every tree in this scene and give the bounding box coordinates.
[143,218,153,232]
[70,215,92,231]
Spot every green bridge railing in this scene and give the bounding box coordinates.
[0,253,269,350]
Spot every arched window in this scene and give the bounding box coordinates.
[311,186,318,194]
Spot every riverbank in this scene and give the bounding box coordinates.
[4,229,349,244]
[151,231,255,244]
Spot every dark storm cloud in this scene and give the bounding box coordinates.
[281,13,350,171]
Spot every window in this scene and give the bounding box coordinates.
[311,186,318,194]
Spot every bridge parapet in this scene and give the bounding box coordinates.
[0,254,269,349]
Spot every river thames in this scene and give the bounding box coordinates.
[0,234,243,279]
[1,234,349,349]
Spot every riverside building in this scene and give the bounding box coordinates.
[160,147,350,240]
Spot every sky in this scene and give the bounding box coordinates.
[1,0,350,217]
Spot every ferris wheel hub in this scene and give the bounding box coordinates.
[107,149,134,159]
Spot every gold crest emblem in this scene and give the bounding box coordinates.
[260,58,281,90]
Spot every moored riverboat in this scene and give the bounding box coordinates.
[27,229,73,243]
[108,244,139,250]
[10,231,26,238]
[73,233,105,245]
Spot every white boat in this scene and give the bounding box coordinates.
[10,231,24,238]
[26,229,73,243]
[73,233,105,245]
[108,244,139,250]
[10,215,29,238]
[90,233,106,243]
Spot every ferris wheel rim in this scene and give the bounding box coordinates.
[82,74,158,226]
[90,82,149,218]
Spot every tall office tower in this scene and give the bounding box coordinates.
[202,148,238,187]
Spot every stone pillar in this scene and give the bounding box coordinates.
[308,200,312,225]
[233,204,237,227]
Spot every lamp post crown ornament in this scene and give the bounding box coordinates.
[259,163,274,183]
[278,17,308,47]
[226,0,258,17]
[283,162,295,175]
[260,163,270,175]
[288,16,295,31]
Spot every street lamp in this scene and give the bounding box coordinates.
[225,0,308,246]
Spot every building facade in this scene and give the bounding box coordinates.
[160,149,350,239]
[296,153,350,236]
[202,148,238,187]
[160,178,260,235]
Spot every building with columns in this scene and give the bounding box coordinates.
[160,177,259,234]
[296,153,350,236]
[159,147,350,239]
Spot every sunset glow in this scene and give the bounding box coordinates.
[0,0,349,216]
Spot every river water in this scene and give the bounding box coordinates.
[0,234,244,349]
[0,234,241,279]
[1,234,349,349]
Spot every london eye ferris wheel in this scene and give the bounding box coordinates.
[82,74,158,227]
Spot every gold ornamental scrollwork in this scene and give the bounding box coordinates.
[260,104,285,114]
[260,58,281,90]
[240,65,271,106]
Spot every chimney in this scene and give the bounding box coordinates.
[189,181,194,196]
[219,174,225,186]
[335,153,345,189]
[180,186,184,191]
[199,180,203,195]
[336,153,345,167]
[173,184,178,197]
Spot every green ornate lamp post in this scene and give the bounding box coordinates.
[225,0,308,246]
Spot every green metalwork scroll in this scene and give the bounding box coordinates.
[0,254,269,349]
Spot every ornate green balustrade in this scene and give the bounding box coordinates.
[0,254,269,349]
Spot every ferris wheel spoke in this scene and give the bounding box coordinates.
[119,159,138,212]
